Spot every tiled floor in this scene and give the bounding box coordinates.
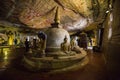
[0,47,107,80]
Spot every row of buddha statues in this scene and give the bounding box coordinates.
[24,31,88,57]
[61,36,81,54]
[24,32,47,57]
[0,31,21,46]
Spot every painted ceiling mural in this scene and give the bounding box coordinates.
[0,0,109,31]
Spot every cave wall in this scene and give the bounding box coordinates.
[103,0,120,79]
[102,13,111,52]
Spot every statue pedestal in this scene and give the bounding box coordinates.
[22,49,88,73]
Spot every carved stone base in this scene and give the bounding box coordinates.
[22,50,88,73]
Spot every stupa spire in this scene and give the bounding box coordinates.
[51,7,60,28]
[54,7,60,24]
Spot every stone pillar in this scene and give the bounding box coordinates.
[93,26,104,52]
[98,27,104,47]
[93,30,97,46]
[106,0,120,79]
[96,27,101,47]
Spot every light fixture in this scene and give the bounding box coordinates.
[106,10,109,13]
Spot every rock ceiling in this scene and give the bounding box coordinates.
[0,0,110,32]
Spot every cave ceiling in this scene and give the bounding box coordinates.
[0,0,110,32]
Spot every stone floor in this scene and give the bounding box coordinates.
[0,47,108,80]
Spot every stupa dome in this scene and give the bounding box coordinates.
[44,7,70,51]
[45,27,70,50]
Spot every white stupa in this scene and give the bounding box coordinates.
[45,7,70,52]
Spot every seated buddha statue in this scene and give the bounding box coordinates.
[61,36,70,53]
[70,37,78,50]
[70,37,81,53]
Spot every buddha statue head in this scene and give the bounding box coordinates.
[64,36,68,43]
